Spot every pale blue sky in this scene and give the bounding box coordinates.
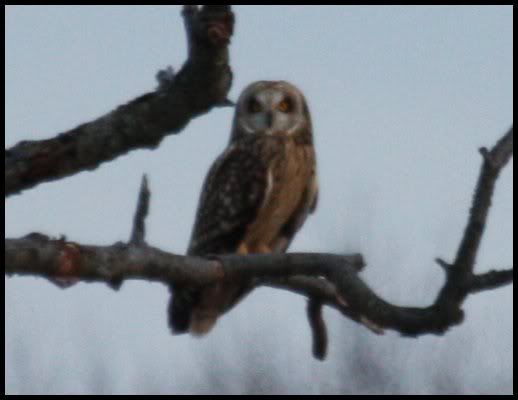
[5,5,513,395]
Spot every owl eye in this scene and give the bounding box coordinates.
[277,98,293,113]
[247,98,261,113]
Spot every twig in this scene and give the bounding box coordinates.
[468,269,514,293]
[307,299,327,360]
[130,175,151,246]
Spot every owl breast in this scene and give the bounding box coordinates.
[242,137,314,252]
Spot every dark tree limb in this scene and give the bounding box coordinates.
[5,231,511,336]
[5,5,234,197]
[433,126,513,311]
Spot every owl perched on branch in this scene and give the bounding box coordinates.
[169,81,318,335]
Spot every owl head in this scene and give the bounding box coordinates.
[230,81,313,144]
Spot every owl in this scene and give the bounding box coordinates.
[169,81,318,335]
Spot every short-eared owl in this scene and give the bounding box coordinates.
[169,81,318,335]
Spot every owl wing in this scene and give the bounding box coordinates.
[187,144,268,256]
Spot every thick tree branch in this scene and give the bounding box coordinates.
[5,223,512,338]
[5,5,234,197]
[5,234,222,286]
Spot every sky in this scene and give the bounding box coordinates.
[5,5,513,395]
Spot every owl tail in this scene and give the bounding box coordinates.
[168,287,194,334]
[189,311,218,336]
[168,286,219,335]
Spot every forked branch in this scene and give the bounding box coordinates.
[5,125,513,350]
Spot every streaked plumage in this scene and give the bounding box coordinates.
[169,81,318,335]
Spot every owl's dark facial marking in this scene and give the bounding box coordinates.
[247,97,262,114]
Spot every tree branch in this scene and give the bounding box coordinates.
[467,269,514,293]
[261,276,384,335]
[307,299,327,360]
[5,5,234,197]
[434,125,513,309]
[5,234,222,287]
